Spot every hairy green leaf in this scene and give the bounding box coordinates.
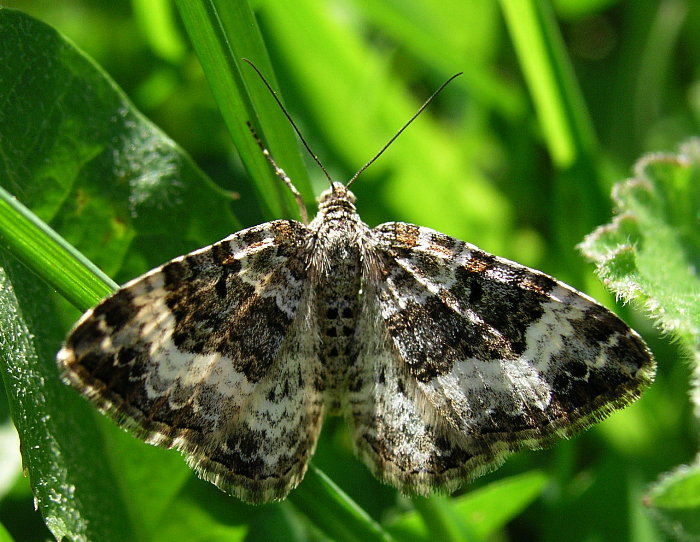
[580,139,700,407]
[645,457,700,541]
[581,139,700,542]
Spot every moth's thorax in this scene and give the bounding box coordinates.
[310,183,367,408]
[309,182,367,268]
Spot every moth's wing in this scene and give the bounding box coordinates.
[58,220,325,504]
[349,222,655,495]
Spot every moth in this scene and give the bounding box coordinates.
[58,63,655,504]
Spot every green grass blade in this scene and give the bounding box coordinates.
[412,496,483,542]
[499,0,597,169]
[450,471,548,537]
[290,465,395,542]
[0,185,115,312]
[0,522,14,542]
[132,0,187,63]
[499,0,607,272]
[351,0,526,121]
[386,471,548,540]
[175,0,312,220]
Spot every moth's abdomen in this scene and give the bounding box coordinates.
[312,238,363,410]
[319,296,359,359]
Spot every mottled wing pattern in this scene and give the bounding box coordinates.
[349,222,655,495]
[58,220,325,503]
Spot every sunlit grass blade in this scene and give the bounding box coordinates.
[290,465,395,542]
[412,496,483,542]
[174,0,312,220]
[386,471,548,540]
[0,186,115,312]
[0,522,14,542]
[499,0,608,275]
[499,0,597,169]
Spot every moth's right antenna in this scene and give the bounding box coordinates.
[243,59,334,188]
[346,72,462,188]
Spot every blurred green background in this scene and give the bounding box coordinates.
[0,0,697,541]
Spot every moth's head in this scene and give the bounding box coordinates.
[318,182,357,206]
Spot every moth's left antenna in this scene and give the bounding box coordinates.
[243,58,333,195]
[245,120,308,224]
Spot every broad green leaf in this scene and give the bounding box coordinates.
[0,7,239,281]
[0,256,134,541]
[0,7,232,540]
